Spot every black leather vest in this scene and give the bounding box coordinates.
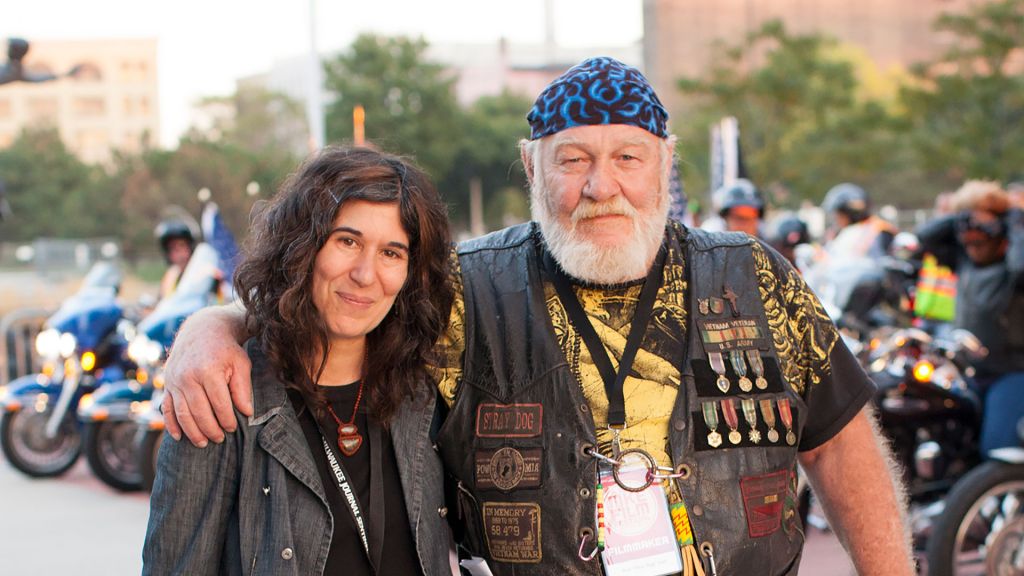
[437,222,807,575]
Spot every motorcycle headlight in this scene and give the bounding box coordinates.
[58,332,77,359]
[912,360,935,383]
[128,336,164,366]
[35,329,61,359]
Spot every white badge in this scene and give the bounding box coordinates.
[599,466,683,576]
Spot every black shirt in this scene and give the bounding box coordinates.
[289,385,424,576]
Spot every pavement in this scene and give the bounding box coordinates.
[0,447,856,576]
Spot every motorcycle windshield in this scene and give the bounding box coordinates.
[139,243,221,347]
[46,262,124,349]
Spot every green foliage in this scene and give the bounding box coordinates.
[0,128,122,242]
[676,21,922,207]
[323,34,462,182]
[442,90,532,229]
[901,0,1024,184]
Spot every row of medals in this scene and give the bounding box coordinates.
[701,396,796,448]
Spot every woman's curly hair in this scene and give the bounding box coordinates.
[234,146,453,423]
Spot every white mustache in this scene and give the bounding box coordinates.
[570,198,638,224]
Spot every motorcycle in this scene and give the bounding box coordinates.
[78,243,222,491]
[925,420,1024,575]
[0,262,134,477]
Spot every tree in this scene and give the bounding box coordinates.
[442,90,532,231]
[322,34,462,183]
[0,127,121,242]
[675,21,924,208]
[901,0,1024,184]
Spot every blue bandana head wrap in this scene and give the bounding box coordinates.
[527,57,669,140]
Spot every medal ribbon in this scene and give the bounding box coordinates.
[759,399,776,428]
[745,348,764,376]
[729,350,747,378]
[740,398,758,428]
[721,398,739,430]
[701,401,719,430]
[778,398,793,429]
[544,242,667,428]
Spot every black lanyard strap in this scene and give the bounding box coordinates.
[543,241,667,428]
[319,435,369,555]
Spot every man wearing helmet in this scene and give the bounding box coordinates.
[703,178,765,237]
[820,183,896,261]
[154,220,196,298]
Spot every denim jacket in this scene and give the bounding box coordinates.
[142,342,453,575]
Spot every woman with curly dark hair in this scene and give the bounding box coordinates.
[143,146,455,576]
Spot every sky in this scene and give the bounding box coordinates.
[4,0,644,147]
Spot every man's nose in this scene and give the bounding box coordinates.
[582,160,618,202]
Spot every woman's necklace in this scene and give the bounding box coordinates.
[326,380,365,456]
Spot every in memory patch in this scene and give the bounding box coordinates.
[476,403,543,438]
[475,447,542,491]
[482,502,542,563]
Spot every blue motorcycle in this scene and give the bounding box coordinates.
[0,262,133,478]
[79,243,222,491]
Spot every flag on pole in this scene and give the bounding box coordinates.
[201,202,239,294]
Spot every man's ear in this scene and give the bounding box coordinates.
[520,143,535,185]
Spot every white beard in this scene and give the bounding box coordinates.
[531,181,669,285]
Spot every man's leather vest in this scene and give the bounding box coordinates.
[437,222,808,575]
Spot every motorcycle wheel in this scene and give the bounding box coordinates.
[925,461,1024,576]
[138,428,162,492]
[0,408,81,477]
[83,421,142,491]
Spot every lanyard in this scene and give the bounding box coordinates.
[319,435,369,556]
[543,242,666,429]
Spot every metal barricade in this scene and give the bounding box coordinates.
[0,308,52,386]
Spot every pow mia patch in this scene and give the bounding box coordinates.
[476,403,543,438]
[482,501,542,563]
[740,470,789,538]
[475,447,542,491]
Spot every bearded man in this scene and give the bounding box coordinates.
[160,58,913,575]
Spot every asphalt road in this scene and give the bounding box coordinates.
[0,452,855,575]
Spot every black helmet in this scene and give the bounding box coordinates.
[714,179,764,218]
[822,183,870,223]
[154,220,196,254]
[767,214,810,250]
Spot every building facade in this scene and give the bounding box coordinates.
[0,38,159,164]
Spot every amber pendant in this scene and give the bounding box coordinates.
[337,424,363,456]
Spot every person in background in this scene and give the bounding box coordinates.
[702,178,765,237]
[916,180,1024,455]
[154,220,196,298]
[766,212,811,268]
[143,146,455,575]
[821,182,896,260]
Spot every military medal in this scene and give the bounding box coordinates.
[708,352,730,393]
[702,401,722,448]
[746,348,768,390]
[721,398,742,445]
[778,398,796,446]
[759,398,779,443]
[698,298,710,315]
[730,350,753,392]
[709,297,725,315]
[741,398,761,444]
